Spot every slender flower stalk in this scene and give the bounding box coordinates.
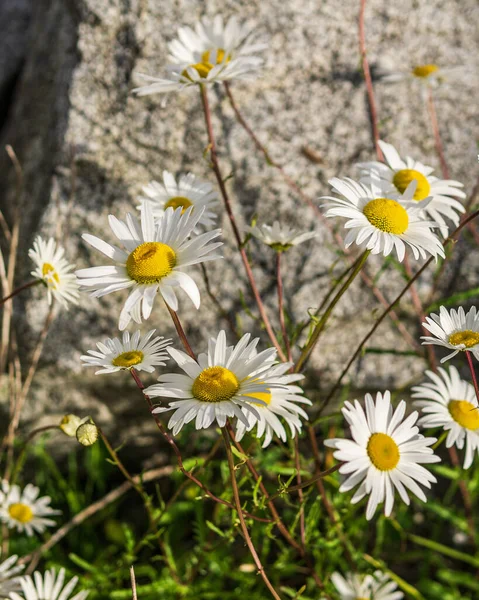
[199,84,286,361]
[221,427,282,600]
[276,253,292,362]
[427,88,449,179]
[465,351,479,404]
[295,250,370,373]
[165,303,196,360]
[0,280,41,305]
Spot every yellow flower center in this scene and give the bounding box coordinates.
[448,330,479,349]
[42,262,60,287]
[192,366,239,403]
[126,242,176,284]
[363,198,409,234]
[183,48,230,80]
[448,400,479,431]
[367,433,400,471]
[245,390,272,406]
[164,196,193,214]
[392,169,431,201]
[8,503,34,524]
[412,64,439,78]
[111,350,144,368]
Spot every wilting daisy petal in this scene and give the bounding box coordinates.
[9,567,89,600]
[133,15,266,96]
[76,203,222,330]
[0,553,23,596]
[320,176,444,262]
[422,305,479,363]
[245,221,318,252]
[325,391,440,520]
[145,330,281,435]
[29,237,80,308]
[331,570,403,599]
[138,171,219,230]
[236,361,312,447]
[0,481,60,536]
[413,366,479,469]
[81,329,172,374]
[357,140,465,237]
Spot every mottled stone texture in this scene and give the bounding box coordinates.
[0,0,477,439]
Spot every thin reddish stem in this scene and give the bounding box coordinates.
[165,304,196,360]
[0,280,40,306]
[427,88,449,179]
[293,437,306,547]
[199,84,286,361]
[466,351,479,404]
[276,253,292,362]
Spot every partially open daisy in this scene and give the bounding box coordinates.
[81,329,172,374]
[321,176,444,262]
[76,203,222,330]
[9,568,89,600]
[235,362,312,447]
[29,237,80,308]
[422,306,479,363]
[330,570,403,600]
[357,141,465,236]
[325,391,440,520]
[0,554,23,597]
[145,330,279,434]
[138,171,219,229]
[0,482,60,536]
[134,15,266,96]
[412,366,479,469]
[379,62,463,87]
[245,221,318,252]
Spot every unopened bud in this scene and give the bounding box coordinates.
[60,414,85,437]
[76,421,99,446]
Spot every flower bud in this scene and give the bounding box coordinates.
[60,414,84,437]
[76,422,99,446]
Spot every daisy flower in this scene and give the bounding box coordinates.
[324,391,440,520]
[330,570,403,600]
[9,568,89,600]
[145,330,280,434]
[29,237,80,308]
[357,140,465,236]
[379,62,463,87]
[235,362,312,447]
[138,171,219,230]
[0,482,60,536]
[321,176,444,262]
[245,221,318,252]
[0,554,23,597]
[413,366,479,469]
[76,202,222,330]
[134,15,266,96]
[422,306,479,363]
[80,329,172,374]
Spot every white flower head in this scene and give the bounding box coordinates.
[330,570,403,600]
[235,361,312,447]
[76,202,222,330]
[357,141,465,237]
[9,568,89,600]
[138,171,219,230]
[325,391,440,520]
[134,15,266,96]
[0,481,60,536]
[245,221,318,252]
[413,366,479,469]
[378,61,464,88]
[81,329,172,374]
[321,176,445,262]
[145,330,281,435]
[29,237,80,308]
[0,554,23,596]
[422,306,479,363]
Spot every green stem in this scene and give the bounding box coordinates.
[295,250,370,372]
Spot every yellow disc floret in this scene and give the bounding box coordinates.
[42,262,60,287]
[363,198,409,234]
[392,169,431,201]
[448,330,479,349]
[126,242,176,284]
[112,350,144,368]
[8,503,34,524]
[412,64,439,78]
[182,48,230,80]
[192,366,239,403]
[164,196,193,214]
[367,432,400,471]
[448,400,479,431]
